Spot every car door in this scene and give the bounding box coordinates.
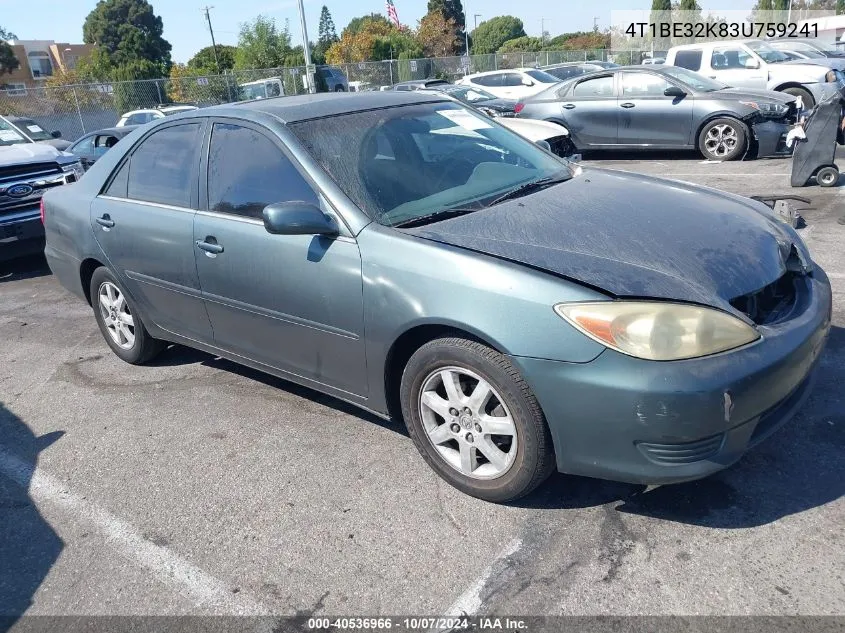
[91,120,214,342]
[193,119,368,396]
[617,71,694,147]
[472,73,505,98]
[558,74,618,147]
[498,72,527,99]
[68,134,97,169]
[706,45,767,89]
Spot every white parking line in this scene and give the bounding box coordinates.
[433,538,522,628]
[0,446,271,616]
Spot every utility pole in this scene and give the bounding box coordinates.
[296,0,316,93]
[202,6,221,75]
[540,18,549,46]
[474,14,482,30]
[593,17,600,33]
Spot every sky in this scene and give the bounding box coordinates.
[1,0,758,64]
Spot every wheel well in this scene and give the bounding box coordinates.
[773,82,808,94]
[79,258,105,306]
[383,324,502,423]
[694,115,749,147]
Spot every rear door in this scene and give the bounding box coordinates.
[559,74,618,146]
[192,119,367,396]
[91,121,213,342]
[617,71,694,147]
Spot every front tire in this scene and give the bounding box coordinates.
[90,267,164,365]
[698,118,747,161]
[400,336,555,503]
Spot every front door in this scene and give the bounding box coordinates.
[91,121,213,342]
[193,120,368,397]
[707,45,767,89]
[616,71,694,147]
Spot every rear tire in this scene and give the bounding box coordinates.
[90,267,165,365]
[698,117,747,161]
[781,86,814,110]
[335,86,345,92]
[400,336,555,503]
[817,165,839,187]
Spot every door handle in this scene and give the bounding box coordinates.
[196,238,224,256]
[96,215,115,228]
[620,102,636,108]
[562,103,576,109]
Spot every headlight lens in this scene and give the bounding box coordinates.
[739,100,788,115]
[62,161,85,182]
[554,301,760,361]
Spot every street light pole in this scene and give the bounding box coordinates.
[296,0,315,94]
[474,14,482,30]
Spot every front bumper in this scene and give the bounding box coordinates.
[752,120,792,158]
[512,270,832,485]
[0,209,44,262]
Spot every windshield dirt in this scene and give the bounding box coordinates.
[289,102,571,227]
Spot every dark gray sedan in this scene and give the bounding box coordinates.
[517,65,797,160]
[43,92,831,502]
[66,125,137,170]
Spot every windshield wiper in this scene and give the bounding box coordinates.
[487,174,570,207]
[392,207,480,228]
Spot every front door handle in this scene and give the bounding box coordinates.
[562,103,576,109]
[196,238,224,256]
[96,215,115,228]
[620,102,636,108]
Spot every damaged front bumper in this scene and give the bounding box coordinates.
[510,269,832,485]
[751,119,793,158]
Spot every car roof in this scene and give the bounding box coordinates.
[464,68,536,78]
[227,92,449,123]
[82,125,138,137]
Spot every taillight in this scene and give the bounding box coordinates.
[40,198,45,224]
[514,102,525,114]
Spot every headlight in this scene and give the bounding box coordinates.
[554,301,760,361]
[61,161,85,182]
[739,100,788,115]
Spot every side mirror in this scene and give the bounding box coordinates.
[663,86,686,98]
[522,78,535,86]
[262,201,339,236]
[51,130,62,138]
[535,139,552,152]
[744,58,760,69]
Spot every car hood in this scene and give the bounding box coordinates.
[404,169,808,314]
[710,87,796,104]
[0,142,74,167]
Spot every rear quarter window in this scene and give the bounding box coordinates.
[673,50,703,71]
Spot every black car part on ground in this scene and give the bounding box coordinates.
[790,93,845,187]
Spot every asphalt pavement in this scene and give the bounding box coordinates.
[0,152,842,623]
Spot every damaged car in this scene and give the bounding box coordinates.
[515,65,798,160]
[43,93,831,502]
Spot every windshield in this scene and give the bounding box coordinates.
[660,66,728,92]
[9,118,53,141]
[745,40,791,63]
[239,84,265,100]
[441,85,496,102]
[525,69,561,83]
[289,102,571,227]
[0,118,30,146]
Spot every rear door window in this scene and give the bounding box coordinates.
[126,123,202,207]
[206,122,318,219]
[501,73,524,87]
[620,72,672,97]
[69,135,96,160]
[673,49,702,71]
[572,75,614,97]
[473,74,502,87]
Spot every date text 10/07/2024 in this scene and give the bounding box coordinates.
[625,21,818,40]
[307,617,529,630]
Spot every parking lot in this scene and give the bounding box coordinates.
[1,151,843,620]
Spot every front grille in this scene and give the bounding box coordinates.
[636,434,725,465]
[730,271,803,325]
[0,162,60,183]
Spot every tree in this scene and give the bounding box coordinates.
[470,16,526,55]
[426,0,465,53]
[342,14,391,38]
[497,36,544,53]
[326,17,417,63]
[679,0,700,9]
[838,0,845,14]
[0,27,18,76]
[650,0,673,53]
[234,15,292,70]
[417,12,461,57]
[188,45,237,73]
[82,0,171,71]
[318,6,338,46]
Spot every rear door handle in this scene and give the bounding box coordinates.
[96,215,115,228]
[620,102,636,109]
[562,103,576,109]
[196,238,224,256]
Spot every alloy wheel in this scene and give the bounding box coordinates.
[418,366,518,480]
[704,123,738,159]
[98,281,135,349]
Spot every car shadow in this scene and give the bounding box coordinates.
[0,403,64,624]
[515,325,845,528]
[147,344,408,438]
[0,254,51,284]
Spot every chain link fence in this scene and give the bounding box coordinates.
[0,49,645,143]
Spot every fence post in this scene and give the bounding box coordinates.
[155,80,163,104]
[71,86,86,135]
[389,60,393,86]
